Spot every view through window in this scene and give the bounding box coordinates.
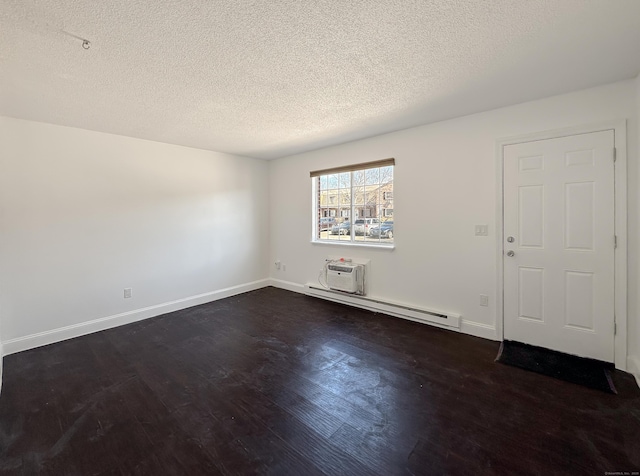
[312,159,394,244]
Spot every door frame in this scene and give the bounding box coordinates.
[495,120,627,370]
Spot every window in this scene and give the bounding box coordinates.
[312,159,394,244]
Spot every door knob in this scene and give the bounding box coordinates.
[506,250,515,257]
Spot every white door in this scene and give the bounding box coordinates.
[503,130,615,362]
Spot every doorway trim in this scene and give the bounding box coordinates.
[495,120,627,370]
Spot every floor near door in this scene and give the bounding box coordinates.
[496,339,616,394]
[0,287,639,474]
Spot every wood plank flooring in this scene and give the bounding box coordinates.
[1,286,639,475]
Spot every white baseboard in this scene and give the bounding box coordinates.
[268,278,306,293]
[460,320,499,341]
[628,356,640,388]
[269,278,498,342]
[0,276,500,361]
[1,278,270,357]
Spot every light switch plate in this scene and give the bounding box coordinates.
[475,225,488,236]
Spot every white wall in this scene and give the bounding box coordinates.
[269,80,638,356]
[1,78,638,388]
[0,117,269,353]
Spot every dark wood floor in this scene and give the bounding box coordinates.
[1,287,639,475]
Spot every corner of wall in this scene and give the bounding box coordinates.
[268,278,306,293]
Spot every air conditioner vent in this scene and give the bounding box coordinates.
[327,263,364,295]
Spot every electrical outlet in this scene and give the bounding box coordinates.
[124,288,132,299]
[479,294,489,307]
[275,260,281,270]
[282,264,286,271]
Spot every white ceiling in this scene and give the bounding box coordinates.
[1,1,640,160]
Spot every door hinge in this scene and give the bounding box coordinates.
[613,148,617,162]
[614,321,617,335]
[614,235,618,249]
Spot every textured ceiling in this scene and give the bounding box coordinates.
[1,0,640,159]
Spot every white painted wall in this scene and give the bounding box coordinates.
[269,80,638,352]
[0,117,269,353]
[1,79,638,389]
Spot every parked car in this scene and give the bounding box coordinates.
[330,222,351,235]
[369,221,393,239]
[353,218,380,236]
[319,217,337,231]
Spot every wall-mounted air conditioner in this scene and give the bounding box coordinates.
[327,263,364,295]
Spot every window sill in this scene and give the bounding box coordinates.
[311,240,395,250]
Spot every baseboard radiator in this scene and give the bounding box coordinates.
[304,284,461,329]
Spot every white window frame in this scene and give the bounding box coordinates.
[311,159,394,247]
